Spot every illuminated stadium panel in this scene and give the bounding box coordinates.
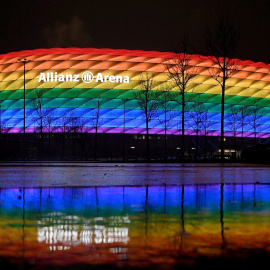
[0,48,269,137]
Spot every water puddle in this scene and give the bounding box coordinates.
[0,184,270,269]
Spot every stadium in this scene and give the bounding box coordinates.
[0,48,269,159]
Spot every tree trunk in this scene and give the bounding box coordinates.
[182,102,185,162]
[0,130,2,160]
[122,99,126,161]
[178,113,181,160]
[80,133,84,159]
[181,185,185,233]
[234,134,237,160]
[88,133,91,160]
[220,183,225,249]
[146,120,149,162]
[241,122,244,150]
[122,132,125,161]
[72,135,75,159]
[204,134,207,159]
[164,127,167,161]
[40,122,43,160]
[221,78,225,162]
[164,107,167,161]
[49,130,51,158]
[94,126,98,161]
[195,131,198,161]
[62,132,65,159]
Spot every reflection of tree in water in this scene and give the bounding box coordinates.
[22,188,25,258]
[241,184,244,210]
[173,185,185,251]
[145,185,149,238]
[0,188,2,213]
[122,186,125,214]
[195,184,207,210]
[164,184,166,214]
[220,183,226,250]
[253,183,257,207]
[95,186,99,216]
[180,185,185,250]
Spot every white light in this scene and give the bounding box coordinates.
[37,215,130,248]
[131,146,135,149]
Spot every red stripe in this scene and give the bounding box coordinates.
[0,47,269,68]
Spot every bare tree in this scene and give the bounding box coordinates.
[187,101,207,160]
[59,114,68,158]
[33,89,46,137]
[165,42,198,161]
[200,108,212,159]
[77,117,87,134]
[157,84,177,160]
[238,103,249,149]
[206,17,239,161]
[133,73,160,161]
[59,114,71,134]
[44,108,55,154]
[90,98,103,161]
[248,105,264,144]
[58,113,73,159]
[77,116,88,158]
[122,99,127,160]
[227,106,242,157]
[0,121,10,159]
[43,108,54,133]
[67,111,80,158]
[32,89,49,155]
[70,115,80,133]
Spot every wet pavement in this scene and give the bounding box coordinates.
[0,163,269,187]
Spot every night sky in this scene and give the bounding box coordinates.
[1,0,270,63]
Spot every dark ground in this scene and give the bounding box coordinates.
[0,162,269,187]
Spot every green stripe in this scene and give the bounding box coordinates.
[0,89,269,113]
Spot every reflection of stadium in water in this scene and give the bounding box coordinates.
[1,185,270,267]
[37,214,130,250]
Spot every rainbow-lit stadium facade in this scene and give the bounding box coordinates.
[0,48,269,138]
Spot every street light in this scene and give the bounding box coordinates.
[122,99,126,160]
[18,58,30,135]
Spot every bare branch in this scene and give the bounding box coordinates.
[157,83,177,130]
[247,105,264,143]
[133,73,160,123]
[165,51,198,103]
[90,98,103,129]
[205,16,239,160]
